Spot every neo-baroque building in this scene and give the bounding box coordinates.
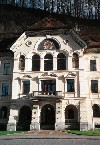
[0,17,100,131]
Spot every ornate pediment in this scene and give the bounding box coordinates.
[21,75,32,80]
[64,72,76,78]
[39,72,58,78]
[33,17,66,30]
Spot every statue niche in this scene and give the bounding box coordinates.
[19,55,25,70]
[72,53,79,68]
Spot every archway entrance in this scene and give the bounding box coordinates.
[40,104,55,130]
[65,105,79,130]
[17,106,32,131]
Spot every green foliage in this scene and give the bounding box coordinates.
[0,131,24,135]
[65,130,100,136]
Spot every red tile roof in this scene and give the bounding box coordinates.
[33,17,66,29]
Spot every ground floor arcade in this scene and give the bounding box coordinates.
[0,98,100,131]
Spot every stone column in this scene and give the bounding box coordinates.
[30,104,40,130]
[40,58,44,71]
[55,100,65,131]
[86,100,93,130]
[7,104,18,131]
[53,56,57,70]
[68,56,72,70]
[12,74,19,99]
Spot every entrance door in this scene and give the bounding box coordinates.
[17,106,32,131]
[40,104,55,130]
[41,80,56,95]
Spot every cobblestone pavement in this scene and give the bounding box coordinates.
[0,131,100,145]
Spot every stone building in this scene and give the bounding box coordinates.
[0,50,13,130]
[0,17,100,131]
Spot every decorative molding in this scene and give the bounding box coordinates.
[25,29,69,37]
[69,30,86,48]
[64,72,76,78]
[25,40,32,47]
[38,72,58,78]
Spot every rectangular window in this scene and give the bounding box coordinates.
[2,83,9,96]
[67,79,75,92]
[91,80,98,93]
[90,60,96,71]
[3,63,10,75]
[41,80,56,95]
[23,80,30,94]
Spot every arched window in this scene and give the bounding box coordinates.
[65,105,79,129]
[38,39,60,50]
[32,54,40,71]
[0,106,7,119]
[65,105,78,121]
[68,109,74,119]
[93,104,100,117]
[57,53,66,70]
[44,54,53,71]
[72,53,79,68]
[19,55,25,70]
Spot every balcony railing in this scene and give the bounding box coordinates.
[33,91,62,97]
[19,91,63,99]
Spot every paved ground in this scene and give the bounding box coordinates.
[0,131,100,145]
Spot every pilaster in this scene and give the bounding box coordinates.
[30,104,40,130]
[7,105,18,131]
[55,100,65,130]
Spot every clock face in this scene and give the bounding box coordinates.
[43,40,53,50]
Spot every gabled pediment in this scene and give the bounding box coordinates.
[33,17,66,30]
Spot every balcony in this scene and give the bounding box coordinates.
[19,91,63,100]
[34,91,62,96]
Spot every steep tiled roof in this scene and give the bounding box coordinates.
[79,27,100,49]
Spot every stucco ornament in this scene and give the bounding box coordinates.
[43,40,53,49]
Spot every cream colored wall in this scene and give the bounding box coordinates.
[9,30,100,130]
[11,31,85,100]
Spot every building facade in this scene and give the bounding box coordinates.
[0,50,13,130]
[0,18,100,131]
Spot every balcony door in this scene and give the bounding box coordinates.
[41,80,56,95]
